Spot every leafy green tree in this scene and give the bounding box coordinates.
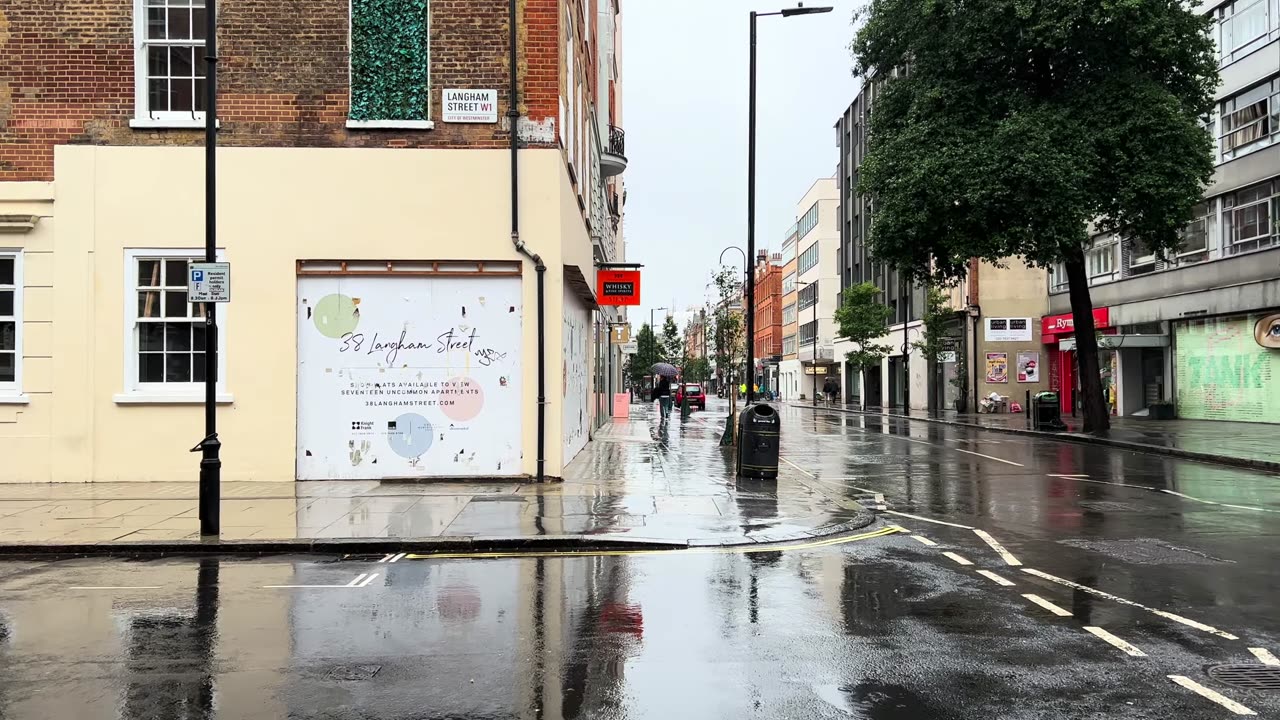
[632,323,661,388]
[682,356,711,383]
[834,282,893,410]
[852,0,1216,433]
[660,316,684,364]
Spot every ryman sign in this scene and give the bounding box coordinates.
[442,89,498,123]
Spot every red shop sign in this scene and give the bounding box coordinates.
[597,270,641,306]
[1041,307,1110,339]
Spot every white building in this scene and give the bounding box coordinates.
[793,178,842,399]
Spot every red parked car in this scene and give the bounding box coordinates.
[675,383,706,411]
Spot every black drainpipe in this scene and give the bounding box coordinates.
[509,0,547,482]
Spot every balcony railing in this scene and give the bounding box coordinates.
[609,125,626,157]
[601,125,628,177]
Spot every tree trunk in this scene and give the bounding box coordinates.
[1063,249,1111,435]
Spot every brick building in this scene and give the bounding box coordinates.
[752,250,782,392]
[0,0,628,482]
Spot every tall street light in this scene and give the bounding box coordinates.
[747,3,832,405]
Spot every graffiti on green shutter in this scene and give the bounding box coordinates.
[1175,314,1280,423]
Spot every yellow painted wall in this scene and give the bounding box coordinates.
[975,260,1052,401]
[0,145,590,482]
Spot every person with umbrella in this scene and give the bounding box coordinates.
[651,363,678,422]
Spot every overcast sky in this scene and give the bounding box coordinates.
[622,1,860,333]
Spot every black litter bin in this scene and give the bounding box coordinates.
[1031,392,1066,431]
[737,404,781,479]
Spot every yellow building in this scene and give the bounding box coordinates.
[0,0,629,483]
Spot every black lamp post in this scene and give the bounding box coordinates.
[196,0,221,537]
[747,3,832,406]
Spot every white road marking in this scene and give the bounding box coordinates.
[1168,676,1257,716]
[942,552,973,566]
[1249,647,1280,666]
[377,554,394,563]
[973,529,1022,566]
[346,573,369,587]
[953,448,1024,466]
[779,456,815,477]
[69,586,162,590]
[874,493,887,510]
[388,553,407,563]
[265,572,379,590]
[1084,626,1147,657]
[884,510,975,529]
[910,535,938,547]
[357,573,380,587]
[1069,477,1280,514]
[1023,593,1073,617]
[976,570,1015,587]
[1022,568,1239,640]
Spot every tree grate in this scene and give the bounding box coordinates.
[1207,664,1280,692]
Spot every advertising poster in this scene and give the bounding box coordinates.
[986,352,1009,383]
[1017,352,1040,383]
[296,275,523,480]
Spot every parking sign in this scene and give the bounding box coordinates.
[189,262,230,303]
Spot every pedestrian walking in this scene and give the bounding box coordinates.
[823,376,839,405]
[654,374,673,422]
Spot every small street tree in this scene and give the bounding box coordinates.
[632,323,661,389]
[834,282,893,410]
[660,316,684,365]
[852,0,1217,433]
[912,284,967,411]
[711,266,746,445]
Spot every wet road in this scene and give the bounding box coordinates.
[1,405,1278,718]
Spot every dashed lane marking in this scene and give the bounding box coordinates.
[953,448,1025,467]
[976,570,1015,587]
[973,528,1022,566]
[884,510,975,530]
[1022,568,1240,640]
[910,535,938,547]
[403,526,904,560]
[69,586,162,590]
[1066,476,1280,514]
[1023,593,1073,617]
[1249,647,1280,666]
[942,552,973,566]
[264,572,380,589]
[1084,626,1147,657]
[1168,676,1257,716]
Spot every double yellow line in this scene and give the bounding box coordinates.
[403,525,901,561]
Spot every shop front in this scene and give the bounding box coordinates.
[1042,308,1116,416]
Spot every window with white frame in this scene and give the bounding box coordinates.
[1085,233,1118,282]
[348,0,433,126]
[0,252,21,395]
[134,0,208,125]
[782,303,797,325]
[1178,200,1214,262]
[1223,180,1280,254]
[1217,0,1272,65]
[123,250,227,398]
[782,272,796,295]
[1049,261,1070,293]
[1219,78,1280,159]
[798,243,820,275]
[782,334,797,355]
[1128,236,1158,275]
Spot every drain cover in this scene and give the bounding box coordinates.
[1208,664,1280,692]
[327,664,383,682]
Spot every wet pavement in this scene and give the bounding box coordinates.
[821,402,1280,468]
[0,402,862,546]
[3,403,1280,716]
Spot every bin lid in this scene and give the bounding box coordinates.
[1034,392,1058,401]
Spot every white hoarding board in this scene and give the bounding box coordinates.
[442,89,498,123]
[297,275,522,480]
[189,262,230,303]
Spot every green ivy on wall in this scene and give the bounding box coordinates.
[350,0,430,122]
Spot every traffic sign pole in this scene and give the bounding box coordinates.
[194,0,221,537]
